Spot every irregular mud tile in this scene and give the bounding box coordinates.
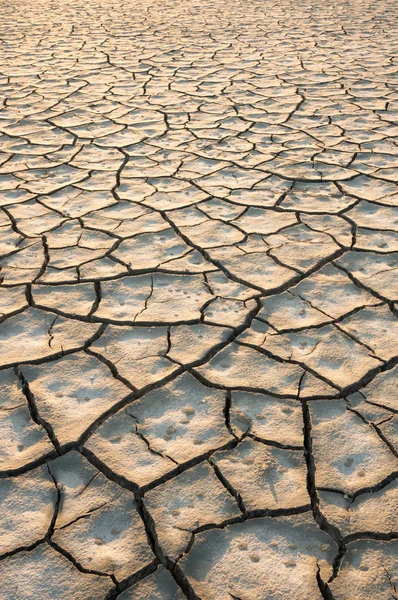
[265,224,340,273]
[117,179,156,202]
[339,304,398,360]
[185,137,252,163]
[336,251,398,301]
[0,368,54,471]
[280,181,355,212]
[71,228,115,251]
[118,566,185,600]
[230,390,304,446]
[82,202,150,233]
[0,188,35,207]
[27,127,75,147]
[237,318,272,346]
[91,325,178,389]
[32,283,96,317]
[113,211,170,238]
[49,451,122,528]
[0,544,112,599]
[0,466,55,554]
[0,216,10,238]
[290,264,380,319]
[262,325,381,389]
[179,219,245,248]
[173,155,225,180]
[76,170,117,192]
[314,162,359,181]
[0,173,21,192]
[233,207,297,235]
[207,244,296,291]
[376,167,398,183]
[340,175,398,203]
[136,273,213,323]
[6,200,65,237]
[195,342,304,396]
[37,266,79,284]
[158,248,215,274]
[355,226,398,253]
[113,229,190,270]
[167,323,232,365]
[203,297,256,328]
[0,240,44,284]
[83,206,145,234]
[53,488,153,580]
[318,479,398,537]
[344,200,398,231]
[79,257,129,280]
[258,291,329,330]
[94,129,146,148]
[212,439,308,510]
[143,187,208,211]
[227,179,292,208]
[45,221,84,248]
[330,540,398,600]
[378,415,398,451]
[144,462,240,558]
[15,165,89,195]
[20,353,130,445]
[198,166,268,191]
[94,276,151,321]
[0,308,99,367]
[125,372,232,463]
[198,198,246,221]
[47,245,111,270]
[0,286,28,319]
[180,513,335,599]
[300,213,353,247]
[116,113,166,137]
[66,119,124,140]
[3,154,73,175]
[346,391,392,423]
[164,205,208,228]
[309,400,397,493]
[85,408,175,487]
[70,145,124,171]
[205,271,256,300]
[298,370,340,399]
[0,225,29,258]
[41,187,115,217]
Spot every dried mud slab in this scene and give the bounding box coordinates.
[19,353,131,445]
[0,467,55,555]
[330,540,398,600]
[319,479,398,537]
[212,439,309,511]
[0,369,54,472]
[144,462,240,559]
[229,390,304,445]
[0,545,112,599]
[309,400,397,493]
[52,490,153,580]
[180,513,336,599]
[118,567,185,599]
[125,373,233,463]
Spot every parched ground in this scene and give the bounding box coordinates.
[0,0,398,597]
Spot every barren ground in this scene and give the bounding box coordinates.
[0,0,397,598]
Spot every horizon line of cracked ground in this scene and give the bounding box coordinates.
[0,0,398,597]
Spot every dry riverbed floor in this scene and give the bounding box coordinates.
[0,0,398,598]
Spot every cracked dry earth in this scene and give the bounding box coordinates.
[1,1,398,599]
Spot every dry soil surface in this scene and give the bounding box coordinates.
[0,0,398,598]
